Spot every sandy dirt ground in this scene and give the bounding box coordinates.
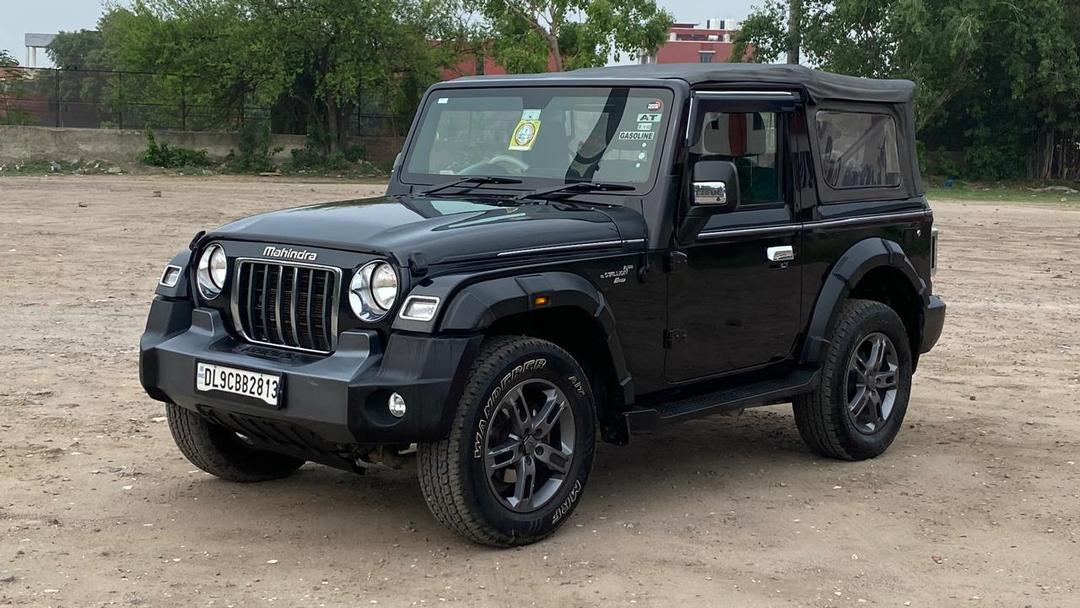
[1,175,1078,608]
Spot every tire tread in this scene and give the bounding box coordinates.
[417,336,584,547]
[166,403,304,482]
[794,298,907,461]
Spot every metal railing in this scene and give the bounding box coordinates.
[0,67,408,136]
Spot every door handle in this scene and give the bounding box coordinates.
[766,246,795,262]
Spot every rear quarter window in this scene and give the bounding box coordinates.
[816,111,902,190]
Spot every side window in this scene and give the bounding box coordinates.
[690,109,781,206]
[816,111,901,189]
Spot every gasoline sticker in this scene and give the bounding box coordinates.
[637,113,662,122]
[618,131,655,141]
[509,119,541,151]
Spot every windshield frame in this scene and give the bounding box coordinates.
[397,84,680,197]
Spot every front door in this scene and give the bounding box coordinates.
[665,98,802,383]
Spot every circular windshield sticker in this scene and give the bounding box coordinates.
[509,120,541,151]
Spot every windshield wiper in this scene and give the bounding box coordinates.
[513,182,635,202]
[420,176,522,196]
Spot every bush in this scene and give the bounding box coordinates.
[141,128,210,168]
[283,124,380,175]
[225,121,279,173]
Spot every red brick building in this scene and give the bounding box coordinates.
[442,50,559,80]
[640,19,745,64]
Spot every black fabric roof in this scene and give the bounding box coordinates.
[461,63,914,105]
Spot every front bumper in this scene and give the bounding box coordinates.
[920,295,946,353]
[139,297,480,451]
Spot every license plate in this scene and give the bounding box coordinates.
[196,362,281,407]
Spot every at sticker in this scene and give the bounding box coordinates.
[637,113,662,122]
[618,131,655,141]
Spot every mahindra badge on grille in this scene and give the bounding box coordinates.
[263,246,318,262]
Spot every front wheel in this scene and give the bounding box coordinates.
[166,403,305,482]
[417,336,596,547]
[794,299,913,460]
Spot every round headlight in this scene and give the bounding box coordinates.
[209,246,227,288]
[371,263,398,310]
[349,261,398,321]
[197,243,227,300]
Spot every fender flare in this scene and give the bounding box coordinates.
[428,271,635,406]
[800,238,929,366]
[155,249,192,299]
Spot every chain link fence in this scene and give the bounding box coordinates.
[0,67,408,136]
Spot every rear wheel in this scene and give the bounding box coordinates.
[417,336,596,547]
[166,403,305,482]
[794,299,913,460]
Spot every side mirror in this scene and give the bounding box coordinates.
[692,160,740,211]
[678,161,741,243]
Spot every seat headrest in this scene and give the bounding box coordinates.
[696,112,768,157]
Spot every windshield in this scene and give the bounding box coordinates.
[403,87,675,190]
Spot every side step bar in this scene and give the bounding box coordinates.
[623,369,819,432]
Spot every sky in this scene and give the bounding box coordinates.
[1,0,761,68]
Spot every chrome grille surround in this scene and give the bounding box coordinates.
[230,258,342,355]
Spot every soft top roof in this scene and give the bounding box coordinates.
[456,63,914,105]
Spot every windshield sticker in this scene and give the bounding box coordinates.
[637,122,654,131]
[647,99,664,112]
[509,119,541,151]
[637,113,662,122]
[437,97,449,104]
[521,109,541,121]
[618,131,655,141]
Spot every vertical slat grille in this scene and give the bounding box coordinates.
[233,260,339,353]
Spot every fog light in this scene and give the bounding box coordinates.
[388,392,407,418]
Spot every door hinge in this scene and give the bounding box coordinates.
[663,328,687,349]
[665,251,688,273]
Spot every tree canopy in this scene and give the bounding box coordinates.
[732,0,1080,180]
[95,0,460,152]
[468,0,673,72]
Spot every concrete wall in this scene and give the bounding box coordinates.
[0,125,405,167]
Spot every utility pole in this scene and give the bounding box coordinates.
[787,0,802,64]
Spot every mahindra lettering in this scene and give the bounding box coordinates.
[140,65,945,546]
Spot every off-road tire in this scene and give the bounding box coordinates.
[794,298,913,460]
[166,403,305,482]
[417,336,596,547]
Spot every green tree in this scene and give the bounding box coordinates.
[470,0,673,72]
[0,49,33,125]
[47,28,114,69]
[731,0,1080,180]
[104,0,458,152]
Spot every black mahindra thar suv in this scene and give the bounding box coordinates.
[140,64,946,546]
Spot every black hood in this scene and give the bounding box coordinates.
[207,195,646,265]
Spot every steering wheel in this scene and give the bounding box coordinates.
[462,155,530,175]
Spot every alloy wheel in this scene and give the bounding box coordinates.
[844,332,900,434]
[483,379,576,512]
